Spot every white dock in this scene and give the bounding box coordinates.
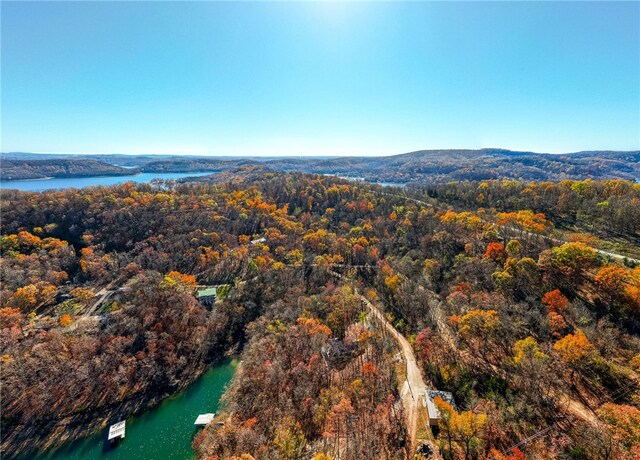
[194,413,215,426]
[108,421,126,441]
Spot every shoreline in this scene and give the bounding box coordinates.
[0,173,138,183]
[1,176,55,182]
[0,171,221,190]
[2,354,236,459]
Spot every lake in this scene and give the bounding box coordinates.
[10,360,237,460]
[0,172,218,192]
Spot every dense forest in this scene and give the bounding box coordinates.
[420,179,640,260]
[423,180,640,240]
[1,171,640,459]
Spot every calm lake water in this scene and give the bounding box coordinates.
[11,360,237,460]
[0,172,218,192]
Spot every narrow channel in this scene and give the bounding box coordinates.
[12,359,237,460]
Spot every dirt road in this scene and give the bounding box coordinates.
[359,291,430,453]
[328,270,432,454]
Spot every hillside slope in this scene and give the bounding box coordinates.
[0,159,137,181]
[266,149,640,183]
[2,149,638,183]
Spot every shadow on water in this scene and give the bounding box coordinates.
[9,359,237,460]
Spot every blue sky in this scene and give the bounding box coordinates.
[2,1,639,156]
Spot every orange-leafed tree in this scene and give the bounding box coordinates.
[70,287,96,307]
[161,271,197,291]
[488,448,527,460]
[553,330,595,369]
[16,230,43,249]
[496,210,552,234]
[598,403,640,443]
[627,268,640,309]
[312,454,332,460]
[595,266,628,297]
[484,242,507,263]
[59,314,73,327]
[547,311,568,338]
[542,289,569,313]
[384,274,401,294]
[435,397,456,456]
[595,265,640,314]
[8,285,38,311]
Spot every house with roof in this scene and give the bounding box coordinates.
[423,390,458,426]
[196,287,217,308]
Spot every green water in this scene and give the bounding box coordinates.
[14,360,237,460]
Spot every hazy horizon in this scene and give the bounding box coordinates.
[3,146,640,159]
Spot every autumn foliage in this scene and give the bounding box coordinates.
[484,242,507,262]
[542,289,569,313]
[553,330,595,366]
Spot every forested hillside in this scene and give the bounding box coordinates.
[1,171,640,459]
[422,180,640,259]
[268,149,640,184]
[3,149,639,183]
[0,159,136,180]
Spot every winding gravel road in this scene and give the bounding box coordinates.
[359,290,430,453]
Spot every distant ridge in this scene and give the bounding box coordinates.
[2,149,638,183]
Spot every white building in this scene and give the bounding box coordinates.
[423,390,457,426]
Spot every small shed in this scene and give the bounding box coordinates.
[194,413,215,426]
[250,237,266,245]
[108,421,126,441]
[424,390,458,426]
[196,287,217,308]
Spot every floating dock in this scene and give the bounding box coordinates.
[108,421,126,441]
[194,413,215,426]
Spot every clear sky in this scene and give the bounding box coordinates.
[1,1,639,156]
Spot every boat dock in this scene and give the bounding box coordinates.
[194,413,215,426]
[108,421,126,442]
